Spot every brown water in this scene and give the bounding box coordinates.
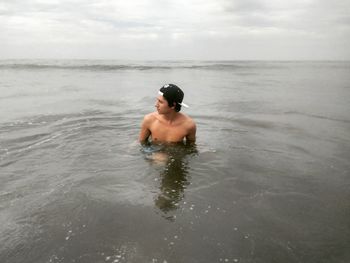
[0,60,350,262]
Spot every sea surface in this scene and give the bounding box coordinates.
[0,60,350,263]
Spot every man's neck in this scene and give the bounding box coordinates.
[159,111,179,124]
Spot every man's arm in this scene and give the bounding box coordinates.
[186,121,196,144]
[139,115,152,143]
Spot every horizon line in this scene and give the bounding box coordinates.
[1,58,350,62]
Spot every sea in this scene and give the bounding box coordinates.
[0,60,349,263]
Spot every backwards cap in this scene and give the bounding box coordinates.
[158,84,189,111]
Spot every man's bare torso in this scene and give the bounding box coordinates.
[140,112,196,143]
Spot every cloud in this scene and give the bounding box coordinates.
[0,0,349,59]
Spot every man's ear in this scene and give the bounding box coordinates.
[171,102,176,109]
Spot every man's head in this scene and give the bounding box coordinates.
[159,84,184,112]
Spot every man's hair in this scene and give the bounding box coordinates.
[160,84,184,112]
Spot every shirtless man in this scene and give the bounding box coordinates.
[139,84,196,144]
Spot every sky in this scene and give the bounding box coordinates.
[0,0,349,60]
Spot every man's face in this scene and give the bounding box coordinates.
[155,95,173,114]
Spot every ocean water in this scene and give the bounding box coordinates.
[0,60,350,263]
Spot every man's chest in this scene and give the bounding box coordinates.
[150,121,187,142]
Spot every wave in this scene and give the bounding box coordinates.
[283,111,350,124]
[0,63,173,71]
[2,60,346,71]
[0,62,250,71]
[0,110,136,159]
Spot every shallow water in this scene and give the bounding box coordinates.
[1,60,350,263]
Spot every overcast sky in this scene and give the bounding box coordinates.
[1,0,349,60]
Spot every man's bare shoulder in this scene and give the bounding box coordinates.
[143,112,157,120]
[178,113,196,128]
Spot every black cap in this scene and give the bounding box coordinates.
[160,84,183,103]
[159,84,189,112]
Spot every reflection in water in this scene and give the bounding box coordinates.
[141,143,197,217]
